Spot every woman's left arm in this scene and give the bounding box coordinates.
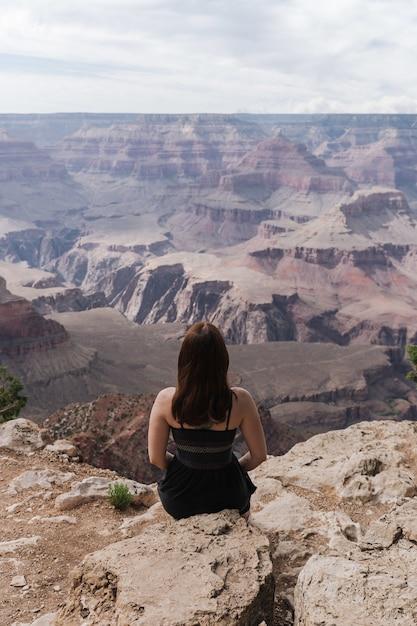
[148,390,174,470]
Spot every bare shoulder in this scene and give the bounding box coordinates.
[230,386,253,402]
[158,386,176,395]
[150,388,175,423]
[230,386,259,422]
[156,386,176,402]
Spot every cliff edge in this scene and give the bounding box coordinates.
[2,417,417,625]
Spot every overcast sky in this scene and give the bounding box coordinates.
[0,0,416,114]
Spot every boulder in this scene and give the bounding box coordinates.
[249,420,417,620]
[338,450,417,503]
[294,540,417,626]
[7,469,75,495]
[119,502,165,536]
[56,510,274,626]
[45,439,78,458]
[10,575,27,587]
[252,420,417,503]
[0,419,45,452]
[55,476,157,511]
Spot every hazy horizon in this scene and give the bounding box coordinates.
[2,111,417,116]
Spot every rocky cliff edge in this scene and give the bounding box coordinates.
[2,417,417,625]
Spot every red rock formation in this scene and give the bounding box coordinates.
[220,136,353,195]
[0,277,67,356]
[45,393,163,483]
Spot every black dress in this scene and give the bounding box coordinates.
[157,393,257,520]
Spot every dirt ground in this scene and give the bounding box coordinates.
[0,448,160,626]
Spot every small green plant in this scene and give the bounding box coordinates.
[406,344,417,384]
[0,365,27,424]
[108,482,134,511]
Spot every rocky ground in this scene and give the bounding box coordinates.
[251,419,417,625]
[2,416,417,625]
[0,421,159,626]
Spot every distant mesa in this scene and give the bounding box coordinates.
[278,187,417,249]
[220,136,354,196]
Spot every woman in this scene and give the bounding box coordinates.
[148,321,267,520]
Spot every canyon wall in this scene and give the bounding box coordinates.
[1,115,417,359]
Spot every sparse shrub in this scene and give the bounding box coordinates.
[406,345,417,384]
[0,365,27,424]
[108,482,134,510]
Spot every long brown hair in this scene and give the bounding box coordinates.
[171,321,237,426]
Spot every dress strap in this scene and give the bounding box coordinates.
[225,390,233,431]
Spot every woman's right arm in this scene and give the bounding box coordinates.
[148,389,174,470]
[236,388,267,472]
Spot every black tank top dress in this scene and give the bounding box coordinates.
[157,391,257,520]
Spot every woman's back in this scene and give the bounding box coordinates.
[170,389,236,470]
[165,385,242,430]
[156,387,259,519]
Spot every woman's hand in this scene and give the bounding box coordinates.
[164,451,175,469]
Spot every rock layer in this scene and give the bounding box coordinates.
[56,114,264,180]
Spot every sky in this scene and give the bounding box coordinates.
[0,0,416,114]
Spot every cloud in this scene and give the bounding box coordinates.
[0,0,416,112]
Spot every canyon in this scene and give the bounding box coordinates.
[1,114,416,352]
[0,112,416,438]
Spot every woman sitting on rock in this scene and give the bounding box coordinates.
[148,321,267,520]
